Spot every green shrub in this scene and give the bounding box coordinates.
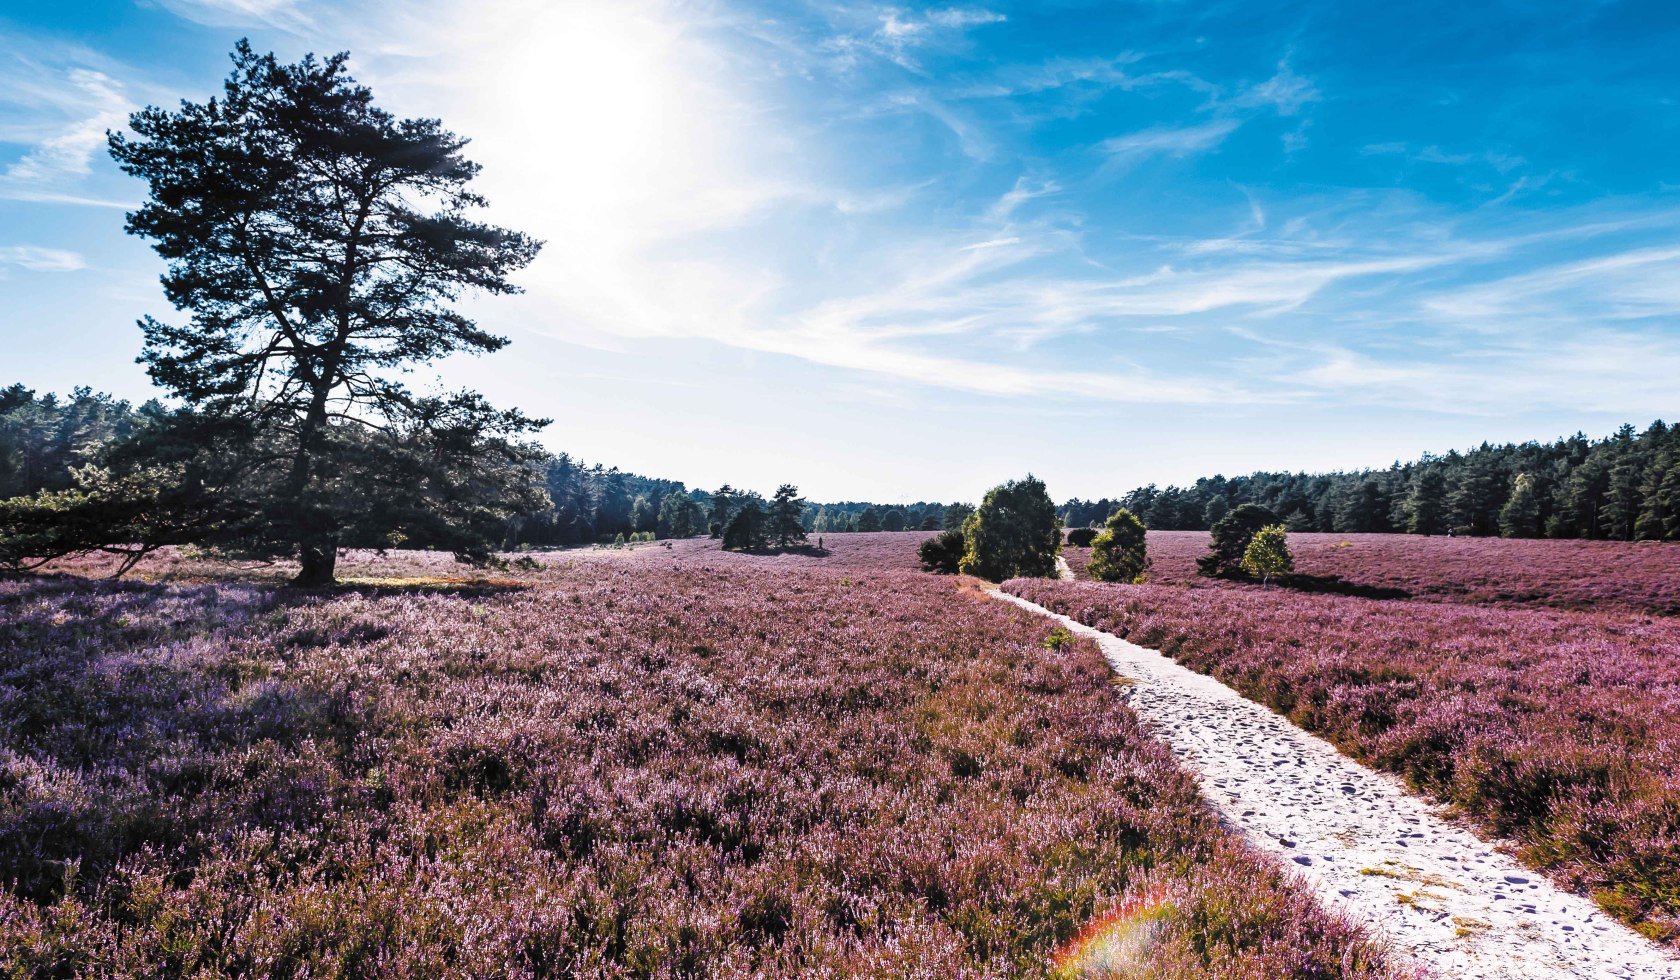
[919,528,966,574]
[1066,526,1098,547]
[1089,508,1150,583]
[1239,524,1293,585]
[957,475,1062,581]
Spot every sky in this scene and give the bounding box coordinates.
[3,0,1680,502]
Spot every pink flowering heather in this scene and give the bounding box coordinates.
[1064,531,1680,615]
[1004,575,1680,943]
[0,554,1400,977]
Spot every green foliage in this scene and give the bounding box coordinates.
[942,502,974,530]
[769,485,808,547]
[0,385,147,498]
[1042,627,1075,651]
[1059,419,1680,543]
[857,507,883,533]
[1239,524,1293,585]
[918,528,965,574]
[1065,526,1098,548]
[709,485,737,538]
[1405,468,1449,535]
[722,499,769,551]
[957,475,1062,581]
[1088,507,1150,584]
[1197,504,1280,579]
[1499,473,1543,538]
[0,464,214,575]
[656,488,702,539]
[66,42,548,585]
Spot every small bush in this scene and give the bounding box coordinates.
[1089,508,1150,584]
[918,528,965,574]
[1240,524,1293,585]
[1066,527,1099,548]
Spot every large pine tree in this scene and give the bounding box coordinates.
[102,41,547,583]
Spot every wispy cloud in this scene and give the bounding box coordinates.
[151,0,317,31]
[1098,119,1240,162]
[0,36,136,207]
[819,5,1006,72]
[0,246,85,272]
[1232,60,1320,116]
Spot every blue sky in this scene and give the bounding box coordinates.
[4,0,1680,501]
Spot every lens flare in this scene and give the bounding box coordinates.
[1051,884,1176,978]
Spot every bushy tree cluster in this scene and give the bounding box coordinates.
[1198,504,1282,579]
[807,501,963,534]
[504,455,701,548]
[0,386,151,499]
[1063,420,1680,541]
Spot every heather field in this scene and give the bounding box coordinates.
[0,539,1401,978]
[1004,576,1680,942]
[1065,531,1680,615]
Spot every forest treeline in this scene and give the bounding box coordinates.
[0,385,968,547]
[16,385,1680,545]
[1062,421,1680,540]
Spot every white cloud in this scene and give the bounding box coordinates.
[1233,60,1319,115]
[1098,119,1240,161]
[1424,245,1680,323]
[0,246,85,272]
[0,46,134,202]
[151,0,316,30]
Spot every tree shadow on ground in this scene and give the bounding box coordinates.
[1276,573,1413,600]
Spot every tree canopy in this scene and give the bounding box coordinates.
[1087,507,1149,584]
[958,475,1062,581]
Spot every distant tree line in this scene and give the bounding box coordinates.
[1062,421,1680,541]
[0,385,963,557]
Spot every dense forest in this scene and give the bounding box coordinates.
[0,385,967,547]
[1063,421,1680,540]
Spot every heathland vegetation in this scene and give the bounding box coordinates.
[6,36,1680,979]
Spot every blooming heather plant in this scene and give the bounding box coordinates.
[1067,531,1680,616]
[1004,576,1680,942]
[0,556,1401,977]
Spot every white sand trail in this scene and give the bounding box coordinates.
[991,589,1680,979]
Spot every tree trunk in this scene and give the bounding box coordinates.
[293,539,337,586]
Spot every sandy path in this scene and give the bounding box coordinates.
[1054,555,1075,581]
[991,589,1680,979]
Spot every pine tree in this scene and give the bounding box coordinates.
[80,41,547,583]
[708,485,736,538]
[768,484,807,547]
[1498,473,1542,537]
[722,498,768,551]
[1404,468,1449,534]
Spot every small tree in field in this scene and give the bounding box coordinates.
[722,498,769,551]
[11,41,548,584]
[1088,507,1149,583]
[769,484,807,547]
[1240,524,1293,586]
[958,475,1061,581]
[918,527,964,574]
[1198,503,1280,579]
